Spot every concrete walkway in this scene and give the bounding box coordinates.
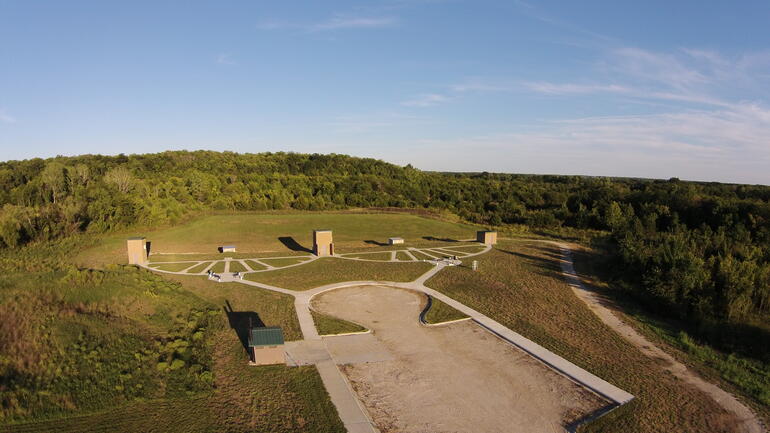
[145,242,636,432]
[144,243,490,276]
[236,258,635,432]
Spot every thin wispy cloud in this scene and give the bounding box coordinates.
[402,43,770,183]
[524,82,629,95]
[401,93,450,107]
[311,15,396,31]
[450,79,518,93]
[216,53,237,65]
[256,14,396,33]
[404,103,770,183]
[0,109,16,124]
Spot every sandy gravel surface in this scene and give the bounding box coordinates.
[312,285,608,433]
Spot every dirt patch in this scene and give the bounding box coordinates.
[312,285,608,433]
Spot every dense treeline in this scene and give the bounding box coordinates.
[1,150,768,352]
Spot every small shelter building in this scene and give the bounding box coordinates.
[476,230,498,245]
[221,245,236,253]
[388,237,404,245]
[313,229,334,256]
[248,327,285,365]
[127,237,149,265]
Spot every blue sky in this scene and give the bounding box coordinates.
[1,1,770,184]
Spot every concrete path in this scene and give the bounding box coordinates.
[144,243,490,276]
[239,257,635,413]
[144,242,637,432]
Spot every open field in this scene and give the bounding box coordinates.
[227,260,249,273]
[245,257,432,291]
[313,285,607,433]
[394,251,412,261]
[151,262,195,272]
[74,212,482,267]
[409,250,436,261]
[340,252,394,261]
[244,259,267,271]
[261,257,314,267]
[425,240,750,433]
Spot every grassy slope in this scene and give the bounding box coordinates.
[246,257,432,291]
[310,310,368,336]
[572,247,770,422]
[6,332,344,433]
[75,212,481,267]
[423,297,469,324]
[425,240,744,433]
[0,241,340,432]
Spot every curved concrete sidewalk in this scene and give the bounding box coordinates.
[239,260,635,430]
[145,242,635,432]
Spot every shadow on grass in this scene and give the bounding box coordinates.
[498,245,564,276]
[364,240,388,246]
[278,236,313,253]
[224,300,265,361]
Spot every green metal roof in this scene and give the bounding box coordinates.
[248,327,284,347]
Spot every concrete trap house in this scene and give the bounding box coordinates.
[219,245,236,253]
[388,237,404,245]
[313,229,334,256]
[127,237,149,264]
[476,230,497,245]
[249,326,286,366]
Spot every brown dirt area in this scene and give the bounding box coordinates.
[312,285,609,433]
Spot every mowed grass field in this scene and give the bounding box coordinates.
[74,212,482,267]
[425,240,746,433]
[246,257,432,291]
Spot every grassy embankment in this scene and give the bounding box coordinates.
[310,311,368,336]
[571,247,770,423]
[423,297,469,324]
[425,240,754,433]
[0,239,343,432]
